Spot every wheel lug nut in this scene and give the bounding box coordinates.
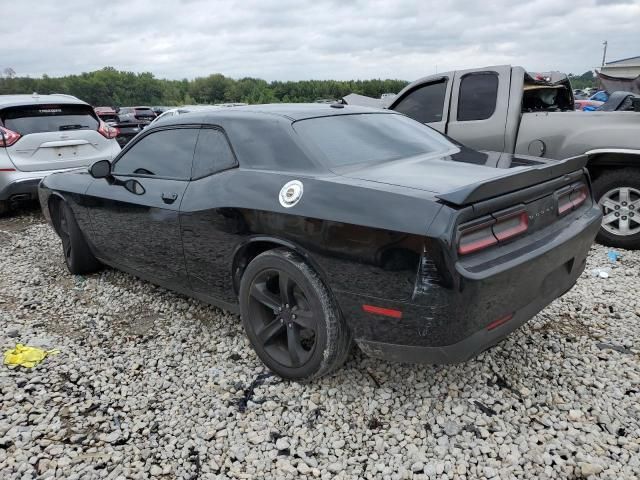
[615,212,620,217]
[292,314,296,319]
[622,216,627,220]
[615,205,620,210]
[280,318,284,323]
[622,202,627,206]
[288,323,293,328]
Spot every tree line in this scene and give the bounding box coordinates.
[0,67,409,107]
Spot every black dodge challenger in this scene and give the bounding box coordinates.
[38,104,602,380]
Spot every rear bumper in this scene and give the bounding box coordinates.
[338,205,602,364]
[356,281,574,364]
[0,168,81,201]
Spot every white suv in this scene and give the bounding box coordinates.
[0,94,120,215]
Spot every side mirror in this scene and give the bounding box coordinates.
[89,160,112,179]
[124,179,145,195]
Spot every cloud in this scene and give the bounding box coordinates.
[3,0,639,81]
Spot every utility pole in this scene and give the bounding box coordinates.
[601,40,608,68]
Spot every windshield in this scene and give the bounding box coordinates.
[293,113,457,168]
[1,104,99,135]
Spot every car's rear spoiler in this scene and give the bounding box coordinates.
[436,155,588,206]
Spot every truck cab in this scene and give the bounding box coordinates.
[378,65,640,249]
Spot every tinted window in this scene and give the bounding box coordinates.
[1,104,99,135]
[457,72,498,121]
[392,80,447,123]
[191,128,237,179]
[293,113,456,168]
[113,128,198,179]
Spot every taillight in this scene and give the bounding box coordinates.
[0,126,21,147]
[458,206,529,255]
[492,209,529,242]
[458,217,498,255]
[557,183,588,216]
[98,120,119,139]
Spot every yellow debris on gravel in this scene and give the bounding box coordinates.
[3,344,60,368]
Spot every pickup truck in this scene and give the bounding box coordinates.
[346,65,640,249]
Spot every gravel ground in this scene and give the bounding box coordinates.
[1,206,639,480]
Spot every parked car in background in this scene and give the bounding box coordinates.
[150,105,217,125]
[575,90,609,111]
[94,106,118,122]
[116,106,157,124]
[150,104,248,125]
[0,94,119,215]
[104,106,158,148]
[574,98,604,111]
[347,65,640,249]
[596,91,639,112]
[39,104,600,379]
[152,106,170,115]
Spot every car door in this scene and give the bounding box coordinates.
[180,126,242,304]
[85,126,199,287]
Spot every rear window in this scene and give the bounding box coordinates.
[1,104,98,135]
[293,113,456,168]
[457,72,499,121]
[392,79,448,123]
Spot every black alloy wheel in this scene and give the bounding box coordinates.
[246,268,317,368]
[239,249,352,380]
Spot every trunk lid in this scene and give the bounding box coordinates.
[338,149,587,206]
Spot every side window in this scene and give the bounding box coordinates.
[457,72,499,121]
[191,128,237,179]
[392,80,447,123]
[113,128,198,179]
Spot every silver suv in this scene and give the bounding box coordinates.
[0,94,120,215]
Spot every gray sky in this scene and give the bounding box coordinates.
[4,0,639,81]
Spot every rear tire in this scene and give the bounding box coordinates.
[53,201,102,275]
[239,248,352,381]
[592,168,640,250]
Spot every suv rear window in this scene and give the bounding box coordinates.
[293,113,456,168]
[1,104,99,135]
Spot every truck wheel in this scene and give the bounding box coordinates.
[592,168,640,250]
[239,248,352,381]
[52,201,102,274]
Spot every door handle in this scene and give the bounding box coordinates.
[161,192,178,204]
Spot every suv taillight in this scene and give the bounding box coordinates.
[98,120,119,139]
[457,205,529,255]
[0,126,21,147]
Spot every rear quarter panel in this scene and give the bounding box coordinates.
[179,169,444,304]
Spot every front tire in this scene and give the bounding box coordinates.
[0,200,9,216]
[239,249,352,380]
[592,168,640,250]
[53,201,102,275]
